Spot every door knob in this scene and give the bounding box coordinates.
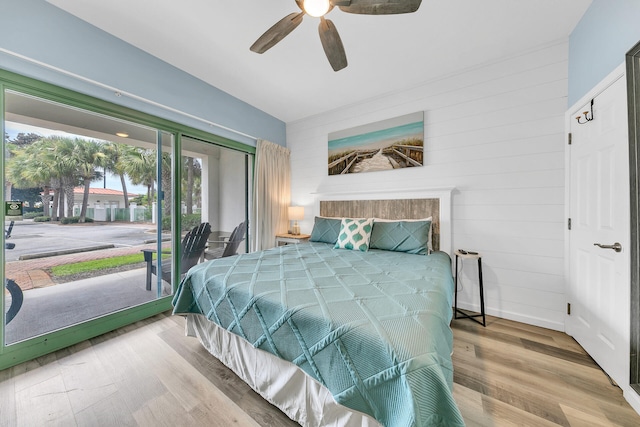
[593,242,622,252]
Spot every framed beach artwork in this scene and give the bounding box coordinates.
[327,111,424,175]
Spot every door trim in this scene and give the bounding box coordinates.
[627,40,640,398]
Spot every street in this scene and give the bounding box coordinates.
[4,220,163,262]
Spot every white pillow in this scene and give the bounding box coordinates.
[334,218,374,252]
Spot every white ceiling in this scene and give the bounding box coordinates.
[47,0,592,123]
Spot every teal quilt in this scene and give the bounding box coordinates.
[173,242,464,426]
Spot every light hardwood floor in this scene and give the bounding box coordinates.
[1,312,639,426]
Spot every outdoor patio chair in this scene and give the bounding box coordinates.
[5,238,22,324]
[4,279,23,325]
[142,222,211,291]
[5,220,14,239]
[204,221,246,261]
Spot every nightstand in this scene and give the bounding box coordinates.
[275,233,311,246]
[454,249,486,327]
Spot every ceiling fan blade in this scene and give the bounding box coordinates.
[336,0,422,15]
[318,18,347,72]
[250,12,305,54]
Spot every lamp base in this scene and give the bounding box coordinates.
[292,222,300,235]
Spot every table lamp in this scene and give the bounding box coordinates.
[288,206,304,235]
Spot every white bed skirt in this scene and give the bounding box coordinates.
[186,313,382,427]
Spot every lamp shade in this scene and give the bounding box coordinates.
[288,206,305,221]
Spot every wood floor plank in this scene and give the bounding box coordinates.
[520,338,597,367]
[452,327,634,423]
[157,321,247,403]
[139,334,255,423]
[57,341,119,415]
[452,383,491,426]
[454,364,572,426]
[14,372,76,426]
[559,403,614,427]
[479,394,565,427]
[73,392,137,427]
[160,316,299,426]
[0,364,17,426]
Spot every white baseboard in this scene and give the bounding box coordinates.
[624,386,640,417]
[455,302,564,332]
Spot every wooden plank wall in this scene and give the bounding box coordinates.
[288,41,567,330]
[320,199,440,251]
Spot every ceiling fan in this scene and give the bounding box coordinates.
[250,0,423,72]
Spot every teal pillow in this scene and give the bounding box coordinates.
[310,217,342,244]
[369,220,431,254]
[334,218,373,252]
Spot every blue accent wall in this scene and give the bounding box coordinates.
[569,0,640,107]
[0,0,286,147]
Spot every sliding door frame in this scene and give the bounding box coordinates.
[0,68,255,370]
[628,41,640,396]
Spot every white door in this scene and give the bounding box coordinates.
[567,73,629,388]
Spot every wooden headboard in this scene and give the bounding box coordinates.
[320,199,441,251]
[315,188,453,254]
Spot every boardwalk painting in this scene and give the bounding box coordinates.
[328,112,424,175]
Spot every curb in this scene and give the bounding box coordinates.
[18,244,116,261]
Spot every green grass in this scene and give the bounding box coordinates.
[51,252,169,277]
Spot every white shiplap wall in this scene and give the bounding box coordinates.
[287,40,569,331]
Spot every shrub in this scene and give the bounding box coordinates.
[161,213,202,231]
[34,216,51,222]
[60,216,80,224]
[24,211,44,219]
[60,216,95,224]
[182,214,202,230]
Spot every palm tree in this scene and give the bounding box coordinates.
[161,152,171,220]
[5,140,53,217]
[125,148,156,208]
[74,139,106,222]
[102,142,136,209]
[183,156,202,214]
[44,137,80,221]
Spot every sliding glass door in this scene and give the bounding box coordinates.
[180,136,250,264]
[1,76,254,360]
[3,90,169,344]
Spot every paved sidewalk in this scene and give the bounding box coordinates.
[5,243,162,290]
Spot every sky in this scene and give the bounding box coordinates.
[328,121,424,153]
[328,111,424,155]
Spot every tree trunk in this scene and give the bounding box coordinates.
[64,180,75,218]
[186,157,194,215]
[162,168,171,219]
[41,187,51,217]
[51,189,59,221]
[58,184,65,220]
[79,179,91,222]
[120,174,130,209]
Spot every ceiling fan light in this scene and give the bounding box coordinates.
[304,0,331,17]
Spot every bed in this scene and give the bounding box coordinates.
[172,195,464,426]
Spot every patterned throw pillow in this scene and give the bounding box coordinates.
[334,218,374,251]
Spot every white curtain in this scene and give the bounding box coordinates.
[251,139,291,251]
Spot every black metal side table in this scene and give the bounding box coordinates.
[454,250,486,327]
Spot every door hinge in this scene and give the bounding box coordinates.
[567,303,571,315]
[568,132,572,145]
[568,218,572,230]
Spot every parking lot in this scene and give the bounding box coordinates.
[4,220,163,262]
